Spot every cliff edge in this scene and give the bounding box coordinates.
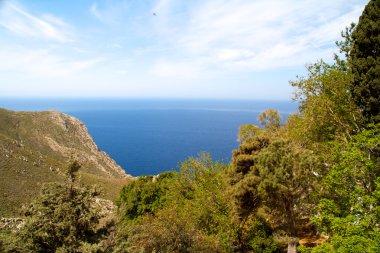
[0,108,132,216]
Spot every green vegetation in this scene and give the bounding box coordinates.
[111,153,282,252]
[310,125,380,252]
[18,161,107,252]
[289,60,362,143]
[117,171,175,222]
[228,110,322,252]
[114,153,237,252]
[349,0,380,124]
[1,1,380,252]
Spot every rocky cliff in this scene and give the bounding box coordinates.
[43,110,128,178]
[0,108,132,216]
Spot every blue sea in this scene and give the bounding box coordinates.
[0,99,298,176]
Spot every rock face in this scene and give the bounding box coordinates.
[0,108,132,217]
[45,110,128,178]
[0,109,129,178]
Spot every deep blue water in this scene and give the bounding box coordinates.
[0,99,298,176]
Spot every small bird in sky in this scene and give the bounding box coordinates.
[153,12,157,16]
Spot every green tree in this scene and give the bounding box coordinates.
[312,124,380,252]
[117,171,175,222]
[246,216,281,253]
[349,0,380,123]
[228,111,277,251]
[123,205,221,253]
[229,129,269,222]
[334,23,356,71]
[19,161,104,253]
[115,153,235,253]
[257,109,281,129]
[290,61,362,143]
[238,124,261,143]
[229,113,323,252]
[174,153,235,250]
[254,140,321,252]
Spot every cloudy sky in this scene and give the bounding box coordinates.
[0,0,368,99]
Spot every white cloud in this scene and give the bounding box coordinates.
[151,59,202,79]
[149,0,367,72]
[0,0,369,99]
[90,3,109,24]
[216,49,255,62]
[0,2,74,42]
[0,46,103,78]
[89,1,129,25]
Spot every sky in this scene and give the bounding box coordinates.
[0,0,369,100]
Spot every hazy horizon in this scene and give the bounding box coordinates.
[0,97,299,114]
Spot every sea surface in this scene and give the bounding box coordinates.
[0,99,298,176]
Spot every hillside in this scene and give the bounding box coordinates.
[0,108,132,217]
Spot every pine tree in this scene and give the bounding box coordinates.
[349,0,380,123]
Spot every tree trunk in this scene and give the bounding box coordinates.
[285,197,298,253]
[287,239,297,253]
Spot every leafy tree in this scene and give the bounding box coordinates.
[290,61,362,143]
[171,152,227,203]
[123,205,222,253]
[19,161,104,253]
[115,153,235,253]
[117,171,175,222]
[257,109,281,129]
[349,0,380,123]
[174,153,235,250]
[246,215,281,253]
[312,124,380,252]
[238,124,261,143]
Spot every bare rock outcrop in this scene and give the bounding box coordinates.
[46,110,131,179]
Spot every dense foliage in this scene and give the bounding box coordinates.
[114,153,280,252]
[17,161,106,252]
[20,183,102,252]
[349,0,380,123]
[115,153,236,252]
[1,1,379,252]
[117,171,175,222]
[289,61,362,142]
[311,124,380,252]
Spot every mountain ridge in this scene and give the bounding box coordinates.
[0,108,132,216]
